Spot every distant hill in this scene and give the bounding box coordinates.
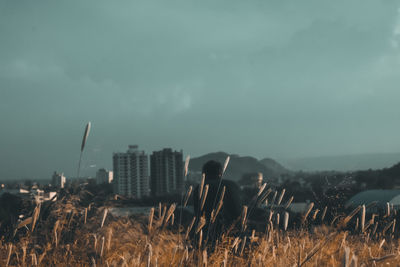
[259,158,290,176]
[353,161,400,189]
[384,162,400,175]
[280,152,400,172]
[189,152,290,182]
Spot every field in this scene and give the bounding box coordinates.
[1,186,400,267]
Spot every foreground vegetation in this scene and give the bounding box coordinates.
[1,187,400,267]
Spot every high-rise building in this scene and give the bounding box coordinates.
[52,171,66,188]
[150,148,184,197]
[113,145,149,198]
[96,168,113,184]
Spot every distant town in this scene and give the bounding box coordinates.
[0,145,192,203]
[2,143,400,221]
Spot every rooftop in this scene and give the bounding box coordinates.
[346,190,400,208]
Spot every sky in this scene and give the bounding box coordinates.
[1,0,400,179]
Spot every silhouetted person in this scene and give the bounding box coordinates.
[193,160,242,246]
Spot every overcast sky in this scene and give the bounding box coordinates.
[1,0,400,179]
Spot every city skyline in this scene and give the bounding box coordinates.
[3,144,400,181]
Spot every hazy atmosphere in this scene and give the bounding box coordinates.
[1,0,400,179]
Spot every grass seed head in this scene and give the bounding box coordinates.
[200,185,209,211]
[222,156,230,175]
[184,155,190,178]
[277,189,286,206]
[284,212,289,231]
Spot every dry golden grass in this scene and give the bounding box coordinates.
[2,176,400,267]
[1,197,400,267]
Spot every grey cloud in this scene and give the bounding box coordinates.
[1,0,400,179]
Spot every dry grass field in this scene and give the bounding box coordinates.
[1,185,400,267]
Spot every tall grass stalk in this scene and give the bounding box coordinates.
[382,220,394,236]
[240,236,247,256]
[100,236,105,257]
[101,208,108,228]
[5,244,12,267]
[185,217,196,239]
[198,230,203,249]
[277,189,286,206]
[211,186,225,223]
[283,212,289,231]
[77,122,91,179]
[321,206,328,222]
[31,204,41,232]
[386,202,390,217]
[147,243,152,267]
[196,217,206,234]
[53,220,60,246]
[107,229,112,250]
[148,207,154,233]
[271,191,278,206]
[360,205,366,233]
[204,156,230,244]
[199,174,205,201]
[84,208,88,224]
[257,183,267,196]
[392,219,396,234]
[164,203,176,226]
[284,196,294,209]
[202,249,207,267]
[342,206,361,226]
[31,253,38,266]
[200,185,209,211]
[241,206,248,232]
[302,202,314,224]
[312,209,320,220]
[178,155,191,246]
[183,186,193,207]
[184,155,190,178]
[222,156,230,175]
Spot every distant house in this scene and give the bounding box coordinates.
[52,171,66,188]
[289,202,310,214]
[346,190,400,212]
[31,189,57,204]
[239,172,264,189]
[0,188,56,203]
[0,188,30,198]
[96,168,113,184]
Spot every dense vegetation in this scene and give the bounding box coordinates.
[1,181,400,266]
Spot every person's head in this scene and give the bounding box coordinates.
[202,160,222,179]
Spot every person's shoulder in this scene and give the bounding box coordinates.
[193,184,200,192]
[222,179,240,188]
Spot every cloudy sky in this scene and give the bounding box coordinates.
[1,0,400,179]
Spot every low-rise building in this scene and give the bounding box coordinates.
[52,171,66,188]
[96,168,113,184]
[31,189,57,203]
[346,190,400,212]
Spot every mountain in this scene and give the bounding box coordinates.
[259,158,290,176]
[280,152,400,172]
[189,152,290,182]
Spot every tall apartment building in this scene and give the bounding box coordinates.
[113,145,149,198]
[52,171,66,188]
[150,148,184,197]
[96,168,113,184]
